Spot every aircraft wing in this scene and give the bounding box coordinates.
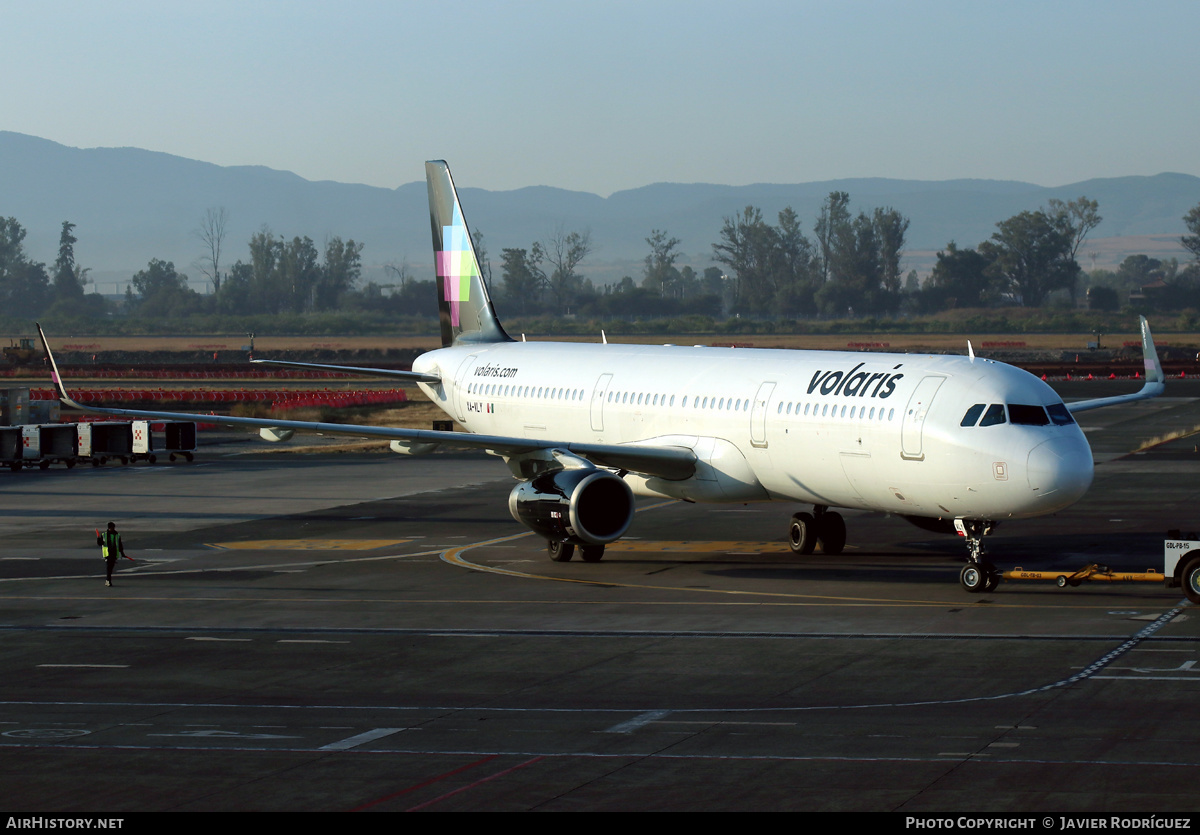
[249,358,442,384]
[37,325,696,481]
[1066,316,1165,414]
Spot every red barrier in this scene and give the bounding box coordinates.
[31,388,408,410]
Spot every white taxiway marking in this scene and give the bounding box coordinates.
[1131,660,1197,673]
[277,640,349,644]
[185,637,251,642]
[37,664,127,668]
[319,727,407,750]
[604,710,671,733]
[148,730,301,739]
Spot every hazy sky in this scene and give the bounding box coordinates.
[3,0,1197,195]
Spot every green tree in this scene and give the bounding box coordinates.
[53,221,87,300]
[924,242,997,309]
[316,236,363,310]
[1116,254,1164,289]
[814,191,852,289]
[1183,203,1200,261]
[873,207,910,296]
[772,207,817,314]
[642,229,682,297]
[713,205,818,316]
[0,217,51,313]
[1048,196,1100,304]
[1048,196,1102,263]
[243,230,321,313]
[129,259,200,317]
[812,197,909,316]
[712,206,767,312]
[500,247,545,315]
[214,261,253,314]
[979,210,1079,307]
[279,235,321,313]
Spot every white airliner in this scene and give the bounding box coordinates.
[39,160,1166,594]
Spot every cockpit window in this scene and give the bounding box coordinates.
[961,404,985,427]
[979,404,1006,426]
[1046,403,1076,425]
[1008,404,1050,426]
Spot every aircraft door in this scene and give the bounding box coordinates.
[900,375,945,461]
[453,354,479,422]
[750,381,776,448]
[591,373,613,432]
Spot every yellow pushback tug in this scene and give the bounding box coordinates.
[994,533,1200,601]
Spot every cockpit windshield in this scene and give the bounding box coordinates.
[1008,404,1049,426]
[960,402,1076,427]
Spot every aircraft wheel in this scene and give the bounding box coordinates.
[788,512,816,554]
[39,461,49,470]
[169,453,177,462]
[818,511,846,555]
[960,563,987,593]
[66,459,75,469]
[548,540,575,562]
[580,545,605,563]
[148,455,157,464]
[984,571,1000,592]
[184,452,194,462]
[91,459,100,468]
[1182,556,1200,604]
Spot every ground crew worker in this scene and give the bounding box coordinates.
[98,522,127,587]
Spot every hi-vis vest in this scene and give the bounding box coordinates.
[102,531,121,558]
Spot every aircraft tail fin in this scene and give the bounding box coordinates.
[426,160,511,348]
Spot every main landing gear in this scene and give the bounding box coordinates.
[788,506,846,555]
[547,540,605,563]
[955,519,1000,593]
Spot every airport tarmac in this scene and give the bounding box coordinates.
[1,394,1199,812]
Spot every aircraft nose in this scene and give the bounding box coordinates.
[1026,435,1094,509]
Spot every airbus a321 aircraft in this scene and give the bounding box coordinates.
[39,160,1166,594]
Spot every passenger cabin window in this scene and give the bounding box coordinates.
[979,404,1006,426]
[1008,404,1050,426]
[961,404,985,427]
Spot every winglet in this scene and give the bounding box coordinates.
[36,323,87,411]
[1065,315,1165,413]
[1140,314,1164,386]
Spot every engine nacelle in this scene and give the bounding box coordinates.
[259,427,295,443]
[389,439,439,455]
[508,468,634,546]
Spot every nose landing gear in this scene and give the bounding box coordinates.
[955,518,1000,593]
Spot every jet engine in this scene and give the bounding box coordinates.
[508,468,634,546]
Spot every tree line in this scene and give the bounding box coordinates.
[4,194,1200,328]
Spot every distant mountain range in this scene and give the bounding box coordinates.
[2,131,1198,289]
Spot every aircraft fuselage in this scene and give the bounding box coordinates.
[414,341,1094,524]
